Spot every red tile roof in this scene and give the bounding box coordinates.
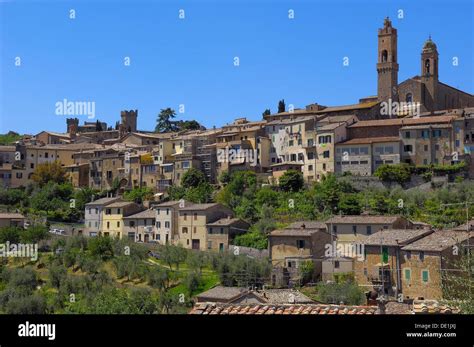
[338,136,400,145]
[189,303,378,315]
[348,115,458,128]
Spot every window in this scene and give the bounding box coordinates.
[421,130,430,139]
[322,163,326,171]
[166,208,170,215]
[406,93,413,103]
[296,240,305,249]
[130,221,135,227]
[404,131,411,139]
[307,152,314,160]
[382,247,389,263]
[419,251,425,261]
[184,213,187,221]
[182,227,188,234]
[107,222,110,229]
[424,145,429,152]
[422,270,429,283]
[352,225,357,235]
[432,130,442,138]
[404,145,413,152]
[366,226,372,235]
[308,165,313,171]
[384,146,394,154]
[165,221,170,228]
[207,241,212,250]
[156,221,160,228]
[334,261,340,269]
[193,213,197,221]
[332,225,337,234]
[117,221,120,228]
[360,147,369,155]
[323,151,330,158]
[404,269,411,281]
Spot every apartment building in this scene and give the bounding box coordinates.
[206,217,250,252]
[266,116,318,183]
[101,201,143,238]
[176,203,233,250]
[400,117,466,165]
[0,146,16,188]
[123,209,157,243]
[269,221,331,286]
[400,230,474,300]
[315,122,348,180]
[215,118,270,176]
[335,137,401,175]
[153,200,194,244]
[84,196,121,237]
[354,228,434,297]
[325,215,411,244]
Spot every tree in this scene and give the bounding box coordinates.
[123,187,154,204]
[88,236,114,261]
[262,109,271,117]
[95,120,103,131]
[278,99,286,113]
[155,108,177,133]
[279,169,304,192]
[181,168,206,188]
[20,225,49,244]
[31,161,67,187]
[299,260,315,284]
[175,120,204,131]
[338,194,362,215]
[0,226,21,243]
[374,164,411,184]
[442,251,474,314]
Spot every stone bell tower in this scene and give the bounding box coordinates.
[377,17,399,103]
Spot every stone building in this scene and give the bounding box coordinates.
[176,203,234,251]
[375,18,473,114]
[354,228,433,297]
[400,230,474,300]
[206,217,250,252]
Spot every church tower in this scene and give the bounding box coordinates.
[421,36,439,111]
[377,17,399,103]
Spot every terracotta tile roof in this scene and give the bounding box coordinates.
[401,230,473,252]
[326,215,401,225]
[179,203,223,211]
[0,213,25,219]
[348,115,458,128]
[363,229,433,246]
[288,221,327,230]
[189,303,378,315]
[338,136,400,145]
[270,228,323,237]
[206,218,248,227]
[412,300,460,314]
[123,209,156,219]
[85,197,121,206]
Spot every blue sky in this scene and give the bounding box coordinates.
[0,0,472,134]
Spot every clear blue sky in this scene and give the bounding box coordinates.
[0,0,472,134]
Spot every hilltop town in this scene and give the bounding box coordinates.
[0,18,473,315]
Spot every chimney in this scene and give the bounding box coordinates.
[301,223,305,229]
[376,295,387,314]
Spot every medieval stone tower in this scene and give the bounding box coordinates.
[420,36,439,111]
[120,110,138,133]
[377,17,399,103]
[66,117,79,135]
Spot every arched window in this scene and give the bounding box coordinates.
[381,50,388,62]
[425,59,430,74]
[406,93,413,103]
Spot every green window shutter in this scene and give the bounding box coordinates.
[422,270,429,283]
[382,247,389,263]
[404,269,411,280]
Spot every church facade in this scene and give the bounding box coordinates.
[376,17,474,115]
